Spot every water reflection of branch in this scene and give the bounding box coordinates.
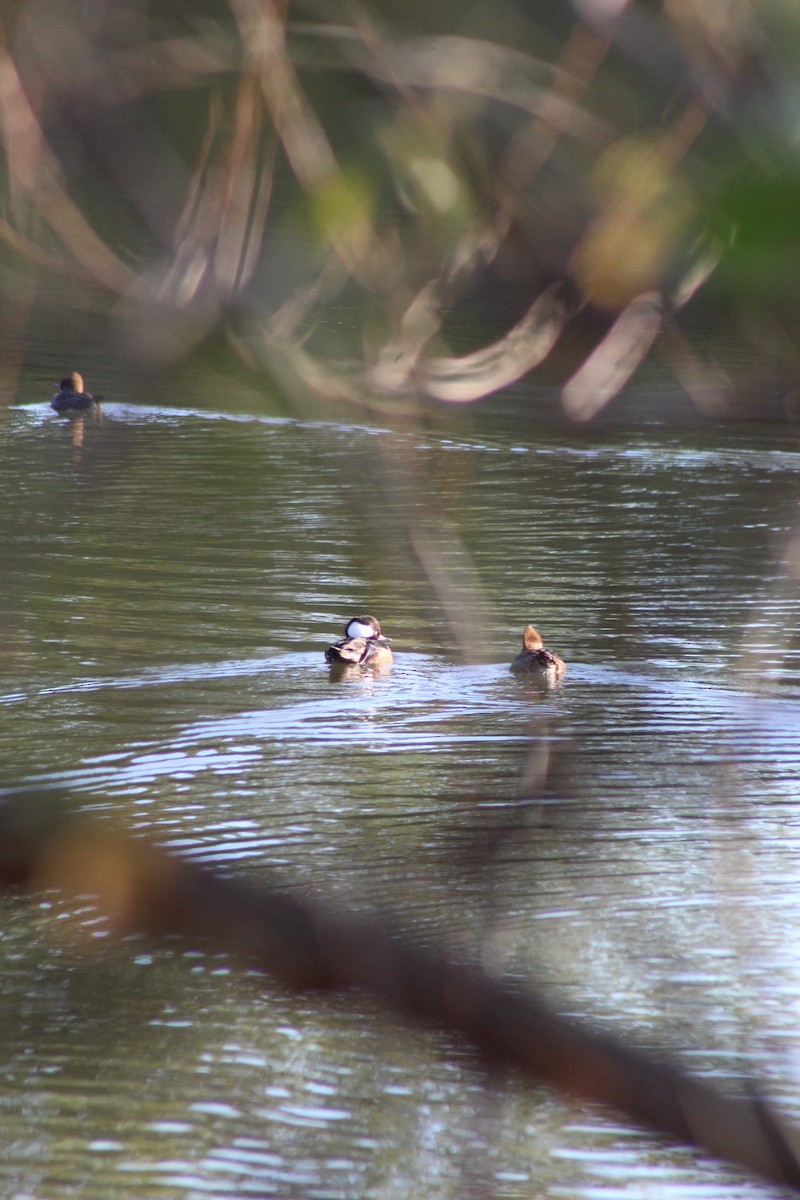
[2,796,800,1194]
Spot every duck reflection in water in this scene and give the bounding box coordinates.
[510,626,566,681]
[325,615,393,673]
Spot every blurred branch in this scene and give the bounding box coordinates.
[0,1,795,413]
[237,0,397,288]
[416,282,579,402]
[155,74,275,305]
[291,23,614,143]
[0,28,135,291]
[2,794,800,1192]
[562,291,663,420]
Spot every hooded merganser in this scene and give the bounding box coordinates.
[51,372,103,414]
[325,615,393,667]
[510,626,566,679]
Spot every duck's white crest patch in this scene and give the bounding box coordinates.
[346,619,376,639]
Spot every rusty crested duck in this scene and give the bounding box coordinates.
[51,372,103,414]
[510,626,566,679]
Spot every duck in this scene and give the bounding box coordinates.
[325,615,393,667]
[51,372,103,414]
[510,626,566,680]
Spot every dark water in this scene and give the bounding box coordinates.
[2,394,800,1199]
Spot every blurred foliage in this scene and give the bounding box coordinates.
[0,0,799,418]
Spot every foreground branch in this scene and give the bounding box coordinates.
[1,794,798,1191]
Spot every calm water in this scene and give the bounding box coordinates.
[2,390,800,1199]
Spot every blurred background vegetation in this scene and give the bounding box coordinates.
[2,0,800,425]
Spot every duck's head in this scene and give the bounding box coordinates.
[60,372,85,393]
[345,615,384,640]
[522,626,544,651]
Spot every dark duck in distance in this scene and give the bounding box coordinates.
[325,615,393,667]
[510,626,566,680]
[51,372,103,414]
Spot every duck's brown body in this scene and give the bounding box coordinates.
[51,372,102,414]
[510,626,566,679]
[325,615,393,667]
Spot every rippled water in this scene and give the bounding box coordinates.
[2,395,800,1199]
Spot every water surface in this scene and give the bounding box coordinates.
[2,396,800,1199]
